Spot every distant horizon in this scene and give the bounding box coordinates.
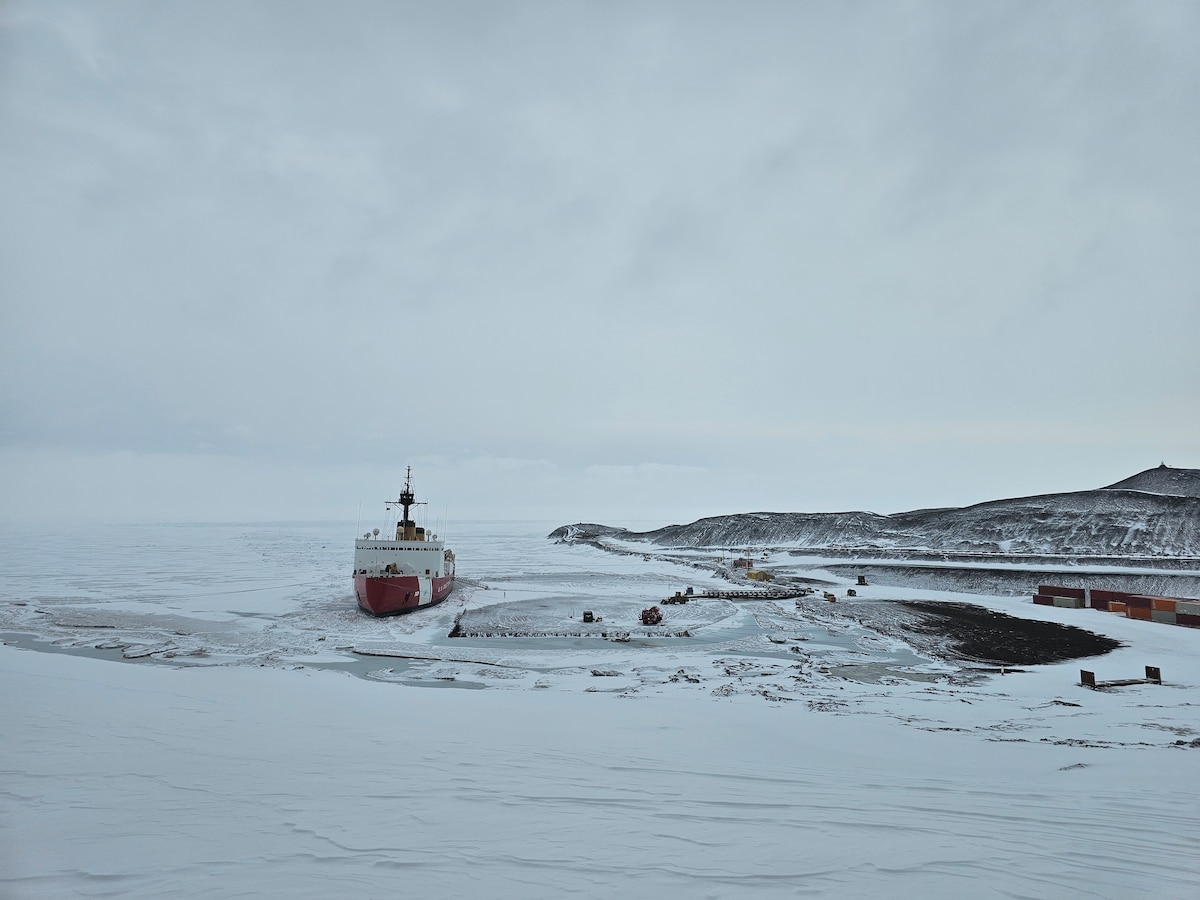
[3,459,1192,531]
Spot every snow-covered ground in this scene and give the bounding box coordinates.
[2,521,1198,897]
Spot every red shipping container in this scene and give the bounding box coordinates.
[1128,606,1152,620]
[1177,613,1200,628]
[1089,598,1110,611]
[1110,602,1127,614]
[1033,595,1055,606]
[1124,595,1153,609]
[1091,589,1135,602]
[1039,585,1085,600]
[1151,598,1178,612]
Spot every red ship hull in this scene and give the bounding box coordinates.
[355,573,455,617]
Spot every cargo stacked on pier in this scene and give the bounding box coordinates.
[1033,585,1200,628]
[1032,585,1086,609]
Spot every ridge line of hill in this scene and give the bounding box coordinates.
[550,466,1200,558]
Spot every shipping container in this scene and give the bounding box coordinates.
[1151,597,1178,612]
[1177,612,1200,628]
[1128,606,1152,621]
[1110,601,1128,614]
[1176,600,1200,616]
[1151,610,1178,625]
[1053,596,1086,609]
[1089,598,1110,611]
[1123,595,1153,609]
[1038,585,1085,600]
[1033,595,1056,606]
[1090,589,1135,603]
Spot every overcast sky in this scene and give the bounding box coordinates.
[2,1,1197,526]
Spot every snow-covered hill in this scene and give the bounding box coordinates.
[1101,463,1200,498]
[552,466,1200,557]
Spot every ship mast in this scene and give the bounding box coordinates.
[385,466,425,539]
[397,466,416,526]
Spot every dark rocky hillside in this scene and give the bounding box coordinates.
[551,466,1200,558]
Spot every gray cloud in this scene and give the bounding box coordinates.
[2,1,1197,523]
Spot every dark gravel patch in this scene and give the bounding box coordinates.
[898,601,1121,665]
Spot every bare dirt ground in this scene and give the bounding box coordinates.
[892,600,1122,665]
